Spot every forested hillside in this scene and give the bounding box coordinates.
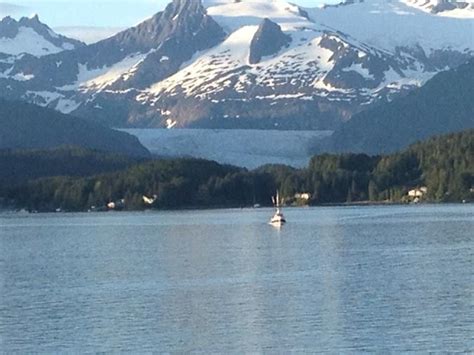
[0,147,141,185]
[2,130,472,211]
[0,99,150,157]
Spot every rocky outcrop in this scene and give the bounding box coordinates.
[249,19,291,64]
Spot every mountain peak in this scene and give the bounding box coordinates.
[0,15,84,56]
[171,0,204,12]
[18,14,45,29]
[249,18,291,64]
[27,13,40,22]
[0,16,14,23]
[105,0,219,53]
[0,0,472,131]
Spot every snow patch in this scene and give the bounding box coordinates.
[25,90,63,106]
[11,72,34,81]
[80,53,146,90]
[58,53,147,91]
[56,98,81,114]
[341,63,373,79]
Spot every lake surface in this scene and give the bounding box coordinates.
[0,205,473,352]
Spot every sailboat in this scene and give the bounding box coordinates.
[269,190,286,227]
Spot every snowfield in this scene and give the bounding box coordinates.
[123,129,333,169]
[0,27,70,56]
[137,0,474,120]
[204,0,309,31]
[304,0,474,53]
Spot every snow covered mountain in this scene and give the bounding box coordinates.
[403,0,474,15]
[0,15,84,57]
[0,0,473,129]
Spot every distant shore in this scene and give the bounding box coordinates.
[2,200,471,215]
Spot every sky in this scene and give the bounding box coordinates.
[0,0,338,43]
[1,0,334,27]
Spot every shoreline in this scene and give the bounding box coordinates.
[1,201,471,215]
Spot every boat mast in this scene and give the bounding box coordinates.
[276,190,282,213]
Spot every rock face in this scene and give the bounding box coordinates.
[249,19,291,64]
[0,0,473,130]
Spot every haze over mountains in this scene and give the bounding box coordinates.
[0,0,472,132]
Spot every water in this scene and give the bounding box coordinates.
[0,205,472,352]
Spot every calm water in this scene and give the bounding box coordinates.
[0,205,473,352]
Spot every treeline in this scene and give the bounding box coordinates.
[5,158,276,211]
[1,129,472,211]
[306,129,473,203]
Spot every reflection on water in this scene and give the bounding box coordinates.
[0,205,473,352]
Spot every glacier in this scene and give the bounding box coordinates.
[123,129,333,169]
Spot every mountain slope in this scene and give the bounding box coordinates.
[0,0,473,129]
[134,0,473,128]
[0,99,150,157]
[328,59,474,154]
[0,0,226,126]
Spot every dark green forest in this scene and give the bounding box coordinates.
[1,129,472,212]
[0,146,141,185]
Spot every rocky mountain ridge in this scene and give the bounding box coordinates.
[0,15,84,57]
[0,0,472,129]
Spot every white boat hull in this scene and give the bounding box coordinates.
[269,220,286,227]
[269,191,286,226]
[269,213,286,227]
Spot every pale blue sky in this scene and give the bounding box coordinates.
[1,0,335,27]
